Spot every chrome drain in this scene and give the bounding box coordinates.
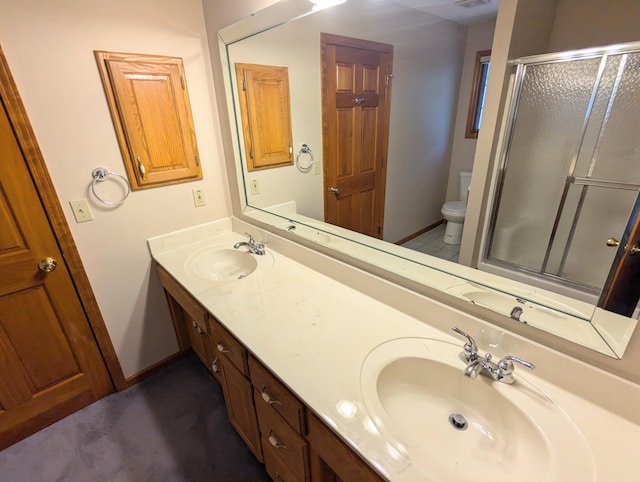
[449,413,468,430]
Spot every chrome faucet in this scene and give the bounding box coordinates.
[451,327,535,384]
[233,233,266,256]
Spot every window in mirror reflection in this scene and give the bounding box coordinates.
[465,50,491,139]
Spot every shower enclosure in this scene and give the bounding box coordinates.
[484,42,640,300]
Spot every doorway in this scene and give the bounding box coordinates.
[0,47,119,449]
[320,33,393,239]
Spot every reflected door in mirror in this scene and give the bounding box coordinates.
[321,33,393,239]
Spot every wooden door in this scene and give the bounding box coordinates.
[0,101,113,450]
[321,33,393,239]
[600,198,640,316]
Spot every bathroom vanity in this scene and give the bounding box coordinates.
[149,218,640,481]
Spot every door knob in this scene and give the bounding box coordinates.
[606,238,640,255]
[38,257,57,272]
[330,186,340,195]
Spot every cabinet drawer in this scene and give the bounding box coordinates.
[249,356,305,435]
[156,265,207,326]
[264,445,302,482]
[209,316,248,376]
[256,392,309,481]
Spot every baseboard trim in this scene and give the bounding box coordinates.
[394,220,443,245]
[125,351,189,389]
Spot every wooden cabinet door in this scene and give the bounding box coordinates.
[321,33,393,239]
[307,413,382,482]
[218,357,263,462]
[95,51,202,189]
[0,103,112,450]
[235,63,294,171]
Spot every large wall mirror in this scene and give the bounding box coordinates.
[218,0,640,359]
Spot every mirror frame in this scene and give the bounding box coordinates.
[216,0,638,362]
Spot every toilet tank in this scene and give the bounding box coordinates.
[459,170,472,202]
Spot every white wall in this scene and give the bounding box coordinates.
[0,0,230,378]
[445,19,496,202]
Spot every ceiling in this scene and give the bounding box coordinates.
[390,0,499,24]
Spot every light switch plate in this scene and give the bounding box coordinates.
[192,188,206,207]
[69,199,93,223]
[313,160,321,175]
[250,179,260,195]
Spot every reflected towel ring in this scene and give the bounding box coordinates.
[296,144,314,172]
[91,167,131,206]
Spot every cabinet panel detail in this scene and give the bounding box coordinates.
[235,63,294,171]
[95,51,202,190]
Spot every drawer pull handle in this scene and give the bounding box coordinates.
[211,357,220,374]
[260,386,282,406]
[216,342,229,354]
[268,430,287,450]
[196,325,204,335]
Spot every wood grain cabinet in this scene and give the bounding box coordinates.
[209,316,263,462]
[156,265,382,482]
[235,63,294,171]
[156,266,210,367]
[95,51,202,189]
[307,412,383,482]
[249,356,309,481]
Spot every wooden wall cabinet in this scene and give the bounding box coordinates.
[235,63,294,171]
[95,51,202,190]
[156,265,382,482]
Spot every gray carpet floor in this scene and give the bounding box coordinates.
[0,354,270,482]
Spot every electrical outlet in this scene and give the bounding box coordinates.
[69,199,93,223]
[313,160,321,175]
[192,188,206,207]
[250,179,260,195]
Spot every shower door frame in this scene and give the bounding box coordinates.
[483,41,640,301]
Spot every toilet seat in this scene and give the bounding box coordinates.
[441,200,466,216]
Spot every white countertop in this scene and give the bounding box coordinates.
[148,218,640,481]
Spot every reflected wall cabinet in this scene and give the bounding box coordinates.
[235,63,294,171]
[95,51,202,190]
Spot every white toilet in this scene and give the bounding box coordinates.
[441,170,472,245]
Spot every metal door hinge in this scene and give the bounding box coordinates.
[249,149,254,159]
[386,74,393,86]
[242,78,247,91]
[180,76,185,90]
[195,154,200,167]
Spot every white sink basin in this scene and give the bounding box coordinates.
[360,338,594,481]
[184,247,268,282]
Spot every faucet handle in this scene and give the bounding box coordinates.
[243,233,255,243]
[451,327,478,359]
[496,355,535,382]
[498,355,535,371]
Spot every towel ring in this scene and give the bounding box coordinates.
[91,167,131,206]
[296,144,313,173]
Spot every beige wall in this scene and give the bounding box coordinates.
[0,0,230,378]
[549,0,640,51]
[445,19,496,202]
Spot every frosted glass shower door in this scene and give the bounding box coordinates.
[487,50,640,293]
